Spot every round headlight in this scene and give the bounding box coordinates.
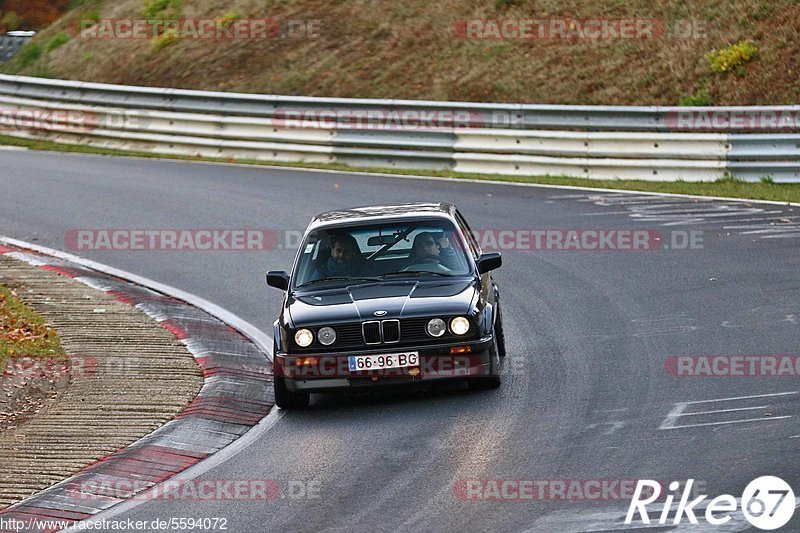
[318,327,337,346]
[295,329,314,347]
[450,316,470,336]
[426,318,447,337]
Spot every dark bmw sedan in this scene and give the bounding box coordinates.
[266,203,506,409]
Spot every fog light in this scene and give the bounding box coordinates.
[295,329,314,347]
[318,327,337,346]
[427,318,446,337]
[450,316,470,336]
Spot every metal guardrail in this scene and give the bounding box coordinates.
[0,74,797,182]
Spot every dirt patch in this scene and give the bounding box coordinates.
[0,363,70,429]
[0,276,71,431]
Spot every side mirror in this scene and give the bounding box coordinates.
[476,252,502,274]
[266,271,290,290]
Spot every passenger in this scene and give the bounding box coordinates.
[407,231,460,271]
[309,234,370,281]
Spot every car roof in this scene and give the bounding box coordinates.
[306,203,458,231]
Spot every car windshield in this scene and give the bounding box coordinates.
[292,219,472,288]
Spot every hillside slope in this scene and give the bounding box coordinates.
[2,0,799,105]
[0,0,69,32]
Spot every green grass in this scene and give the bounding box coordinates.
[45,31,70,52]
[679,89,712,106]
[83,9,101,24]
[142,0,181,18]
[0,133,798,203]
[17,43,42,70]
[216,10,242,29]
[0,283,65,372]
[151,30,179,51]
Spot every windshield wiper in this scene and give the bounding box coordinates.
[297,276,382,288]
[381,271,451,278]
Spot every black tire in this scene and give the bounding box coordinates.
[495,299,507,358]
[274,376,310,409]
[468,327,501,390]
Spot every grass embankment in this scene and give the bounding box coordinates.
[0,282,65,372]
[2,133,798,203]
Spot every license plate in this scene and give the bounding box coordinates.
[348,352,419,372]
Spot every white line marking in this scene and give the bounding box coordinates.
[662,416,792,430]
[631,315,692,323]
[630,205,758,214]
[682,391,798,405]
[659,392,798,430]
[679,406,768,417]
[579,211,637,216]
[723,218,800,228]
[722,222,797,231]
[632,210,781,220]
[762,232,800,239]
[658,403,688,430]
[740,228,799,235]
[587,421,625,435]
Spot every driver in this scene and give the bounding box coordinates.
[408,231,460,270]
[309,233,370,281]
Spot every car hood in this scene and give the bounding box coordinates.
[287,279,478,327]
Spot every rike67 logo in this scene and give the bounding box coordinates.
[626,477,796,530]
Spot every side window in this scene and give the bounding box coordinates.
[455,211,481,259]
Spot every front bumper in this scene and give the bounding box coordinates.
[275,336,494,393]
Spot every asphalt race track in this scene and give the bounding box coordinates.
[1,149,799,532]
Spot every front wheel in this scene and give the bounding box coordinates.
[274,376,310,409]
[468,327,501,390]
